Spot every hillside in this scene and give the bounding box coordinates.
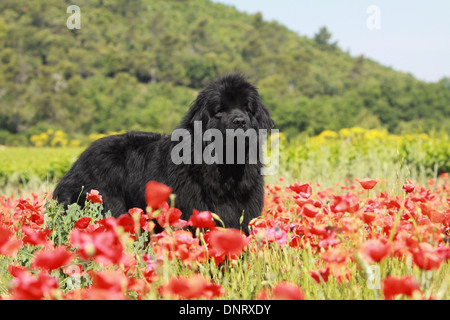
[0,0,449,145]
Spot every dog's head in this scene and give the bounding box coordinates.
[179,73,274,134]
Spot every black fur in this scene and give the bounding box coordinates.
[53,73,274,234]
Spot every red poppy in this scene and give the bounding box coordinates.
[0,226,22,257]
[156,202,182,228]
[257,282,305,300]
[91,269,129,292]
[362,212,376,224]
[21,226,52,247]
[402,182,415,193]
[145,181,172,210]
[31,246,74,271]
[8,265,28,278]
[75,217,91,229]
[410,243,443,271]
[331,194,359,214]
[382,276,421,300]
[9,270,59,300]
[357,178,378,190]
[128,207,154,232]
[320,247,348,265]
[206,228,248,260]
[86,189,103,204]
[360,239,391,263]
[117,214,135,234]
[188,209,215,229]
[288,183,312,199]
[309,266,330,284]
[160,274,225,300]
[302,203,319,218]
[69,227,124,266]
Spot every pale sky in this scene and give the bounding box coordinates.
[214,0,450,83]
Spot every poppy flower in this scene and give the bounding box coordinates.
[302,203,319,218]
[257,282,305,300]
[357,178,378,190]
[156,202,182,228]
[75,217,91,229]
[31,246,74,271]
[117,215,135,234]
[382,276,421,300]
[288,183,312,199]
[402,182,415,193]
[360,239,391,263]
[0,226,22,257]
[206,228,248,260]
[188,209,215,229]
[331,194,359,213]
[160,275,225,300]
[410,243,443,270]
[86,189,103,204]
[128,208,154,232]
[9,270,59,300]
[145,181,172,210]
[8,265,28,278]
[69,228,124,266]
[320,247,348,265]
[21,226,52,247]
[263,225,288,245]
[91,269,129,292]
[309,266,330,284]
[362,212,376,224]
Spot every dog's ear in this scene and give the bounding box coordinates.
[255,97,275,131]
[178,92,208,132]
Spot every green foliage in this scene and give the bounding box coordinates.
[0,147,82,189]
[276,128,450,189]
[0,0,449,144]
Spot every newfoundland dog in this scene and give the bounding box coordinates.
[53,73,274,234]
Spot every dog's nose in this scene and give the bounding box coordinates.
[233,116,246,127]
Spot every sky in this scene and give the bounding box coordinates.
[213,0,450,83]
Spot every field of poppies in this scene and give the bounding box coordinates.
[0,128,449,300]
[0,172,448,300]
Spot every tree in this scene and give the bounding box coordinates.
[314,26,338,50]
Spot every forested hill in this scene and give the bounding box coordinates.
[0,0,449,145]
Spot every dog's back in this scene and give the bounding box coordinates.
[53,131,166,215]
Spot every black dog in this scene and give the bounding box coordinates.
[53,73,274,234]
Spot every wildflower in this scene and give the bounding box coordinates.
[145,181,172,210]
[257,282,305,300]
[382,276,421,300]
[357,178,378,190]
[21,226,52,247]
[410,243,443,271]
[188,209,215,229]
[288,183,312,199]
[206,228,248,262]
[156,202,182,228]
[0,226,22,257]
[360,239,391,263]
[309,266,330,284]
[160,275,225,299]
[31,246,74,271]
[74,217,91,229]
[86,189,103,204]
[402,182,415,193]
[9,270,59,300]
